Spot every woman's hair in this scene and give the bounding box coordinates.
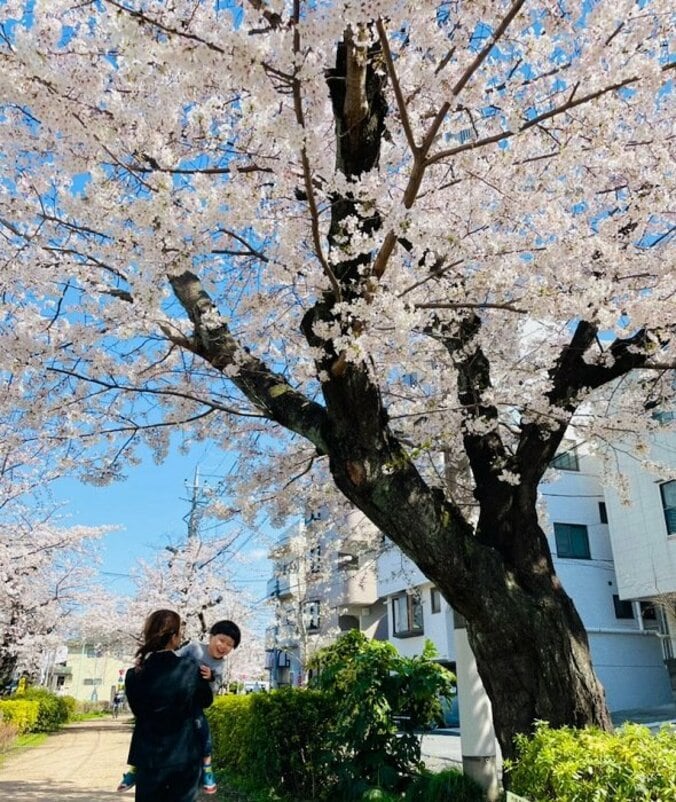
[135,609,181,663]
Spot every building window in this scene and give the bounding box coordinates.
[554,523,591,559]
[392,593,423,637]
[309,546,321,574]
[613,595,634,619]
[551,445,579,471]
[303,600,321,632]
[598,502,608,524]
[83,678,103,686]
[430,587,441,614]
[660,481,676,535]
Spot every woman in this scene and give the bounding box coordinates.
[125,609,213,802]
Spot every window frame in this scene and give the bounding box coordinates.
[612,594,634,620]
[598,501,608,524]
[660,481,676,536]
[551,446,580,471]
[553,522,591,560]
[303,599,321,632]
[430,587,441,614]
[392,593,424,638]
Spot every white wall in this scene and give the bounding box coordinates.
[603,433,676,600]
[589,631,672,710]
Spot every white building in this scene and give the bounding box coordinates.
[266,444,675,710]
[45,641,132,704]
[601,431,676,695]
[377,444,673,712]
[265,508,385,687]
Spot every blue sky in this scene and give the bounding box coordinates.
[51,440,273,600]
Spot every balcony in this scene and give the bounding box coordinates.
[266,572,298,600]
[329,562,378,607]
[268,521,305,559]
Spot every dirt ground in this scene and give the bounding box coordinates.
[0,717,133,802]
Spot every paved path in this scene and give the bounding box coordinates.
[0,717,133,801]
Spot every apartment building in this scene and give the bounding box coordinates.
[378,444,673,711]
[44,641,131,703]
[265,507,385,687]
[265,445,675,710]
[601,431,676,693]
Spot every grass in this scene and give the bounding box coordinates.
[0,731,49,766]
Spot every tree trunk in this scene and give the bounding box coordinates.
[0,647,18,690]
[319,416,612,762]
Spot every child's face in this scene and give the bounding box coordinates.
[208,633,236,660]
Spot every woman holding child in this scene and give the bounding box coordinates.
[124,609,213,802]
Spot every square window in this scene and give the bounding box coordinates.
[554,523,590,559]
[613,595,634,619]
[392,593,424,637]
[430,587,441,614]
[551,445,579,471]
[660,481,676,535]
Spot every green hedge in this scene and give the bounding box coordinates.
[13,689,73,732]
[507,721,676,802]
[0,699,40,734]
[207,688,334,800]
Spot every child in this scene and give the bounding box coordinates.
[117,619,241,795]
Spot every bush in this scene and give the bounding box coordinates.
[60,694,77,720]
[308,631,455,799]
[506,721,676,802]
[405,768,485,802]
[18,688,72,731]
[208,688,333,800]
[0,699,40,734]
[361,789,404,801]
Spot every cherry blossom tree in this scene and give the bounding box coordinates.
[0,492,110,686]
[0,0,674,756]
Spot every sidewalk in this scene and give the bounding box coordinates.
[419,700,676,773]
[0,717,132,801]
[610,700,676,730]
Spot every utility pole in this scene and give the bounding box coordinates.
[444,450,500,799]
[183,467,209,539]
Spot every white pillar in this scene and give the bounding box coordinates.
[453,610,500,800]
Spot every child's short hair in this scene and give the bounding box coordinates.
[210,619,241,648]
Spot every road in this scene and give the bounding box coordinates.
[0,717,132,802]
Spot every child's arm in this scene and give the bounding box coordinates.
[199,664,214,682]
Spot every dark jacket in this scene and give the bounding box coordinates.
[125,651,213,769]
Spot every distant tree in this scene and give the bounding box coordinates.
[0,494,109,686]
[0,0,673,758]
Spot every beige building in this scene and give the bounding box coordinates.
[47,642,132,704]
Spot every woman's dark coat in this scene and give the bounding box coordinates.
[125,650,213,770]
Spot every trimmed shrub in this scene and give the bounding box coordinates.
[207,688,333,800]
[18,688,72,731]
[405,768,484,802]
[507,721,676,802]
[0,699,40,734]
[60,694,77,720]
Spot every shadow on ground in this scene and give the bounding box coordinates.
[0,780,121,801]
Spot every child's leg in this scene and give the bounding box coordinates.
[116,765,137,793]
[198,714,217,793]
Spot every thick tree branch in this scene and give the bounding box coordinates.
[168,268,330,453]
